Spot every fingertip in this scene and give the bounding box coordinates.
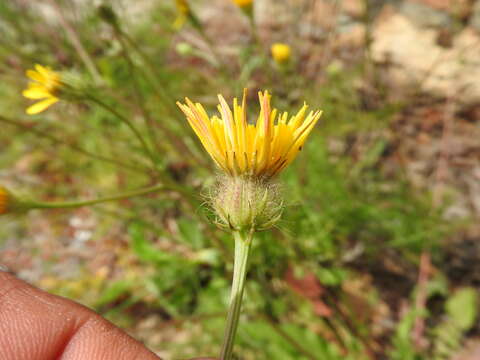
[0,272,159,360]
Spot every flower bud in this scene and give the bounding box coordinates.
[176,42,194,56]
[233,0,253,9]
[211,176,283,232]
[0,186,27,216]
[0,187,9,215]
[232,0,253,18]
[97,5,119,29]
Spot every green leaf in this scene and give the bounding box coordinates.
[95,280,132,307]
[128,222,178,264]
[177,218,205,249]
[445,287,478,330]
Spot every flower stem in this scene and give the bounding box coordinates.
[29,183,167,210]
[47,0,102,85]
[86,95,156,168]
[0,115,147,173]
[220,230,253,359]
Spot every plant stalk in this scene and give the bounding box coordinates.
[0,115,147,173]
[86,95,156,168]
[220,230,253,359]
[47,0,102,84]
[29,183,167,210]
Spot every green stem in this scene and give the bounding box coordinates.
[87,95,156,167]
[246,10,260,48]
[116,33,164,156]
[220,230,253,360]
[87,96,200,195]
[29,183,167,210]
[119,30,172,99]
[47,0,102,85]
[111,27,209,165]
[116,30,207,165]
[262,315,318,360]
[0,115,147,173]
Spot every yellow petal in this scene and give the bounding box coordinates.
[177,89,321,178]
[35,64,50,77]
[174,14,186,29]
[26,69,44,83]
[26,97,59,115]
[22,85,50,99]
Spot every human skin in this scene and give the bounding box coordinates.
[0,270,215,360]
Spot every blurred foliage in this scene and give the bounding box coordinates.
[0,0,475,359]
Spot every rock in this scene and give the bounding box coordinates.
[406,0,452,11]
[372,13,480,104]
[471,0,480,32]
[337,23,367,48]
[452,340,480,360]
[341,0,366,19]
[307,0,338,30]
[255,0,298,30]
[407,0,471,19]
[401,1,452,28]
[296,0,338,40]
[452,0,474,21]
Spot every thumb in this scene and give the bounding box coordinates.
[0,270,160,360]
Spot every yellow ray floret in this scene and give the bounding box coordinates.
[177,90,322,179]
[22,64,61,115]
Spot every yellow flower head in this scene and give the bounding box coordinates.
[22,64,61,115]
[174,0,190,28]
[177,90,322,179]
[233,0,253,8]
[0,187,10,215]
[271,43,291,64]
[176,0,189,14]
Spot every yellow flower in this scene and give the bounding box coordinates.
[233,0,253,8]
[22,64,61,115]
[0,186,11,215]
[174,0,190,29]
[177,90,322,179]
[271,43,291,64]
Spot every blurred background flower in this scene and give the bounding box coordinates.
[270,43,291,64]
[22,65,61,114]
[174,0,190,29]
[233,0,253,9]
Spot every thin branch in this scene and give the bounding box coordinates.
[260,314,318,360]
[0,115,147,173]
[46,0,102,84]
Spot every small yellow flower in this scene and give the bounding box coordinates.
[233,0,253,8]
[0,187,11,215]
[174,0,190,29]
[271,43,291,64]
[22,64,61,115]
[177,90,322,179]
